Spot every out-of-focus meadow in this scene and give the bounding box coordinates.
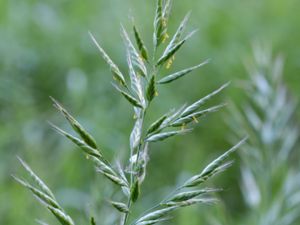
[1,0,300,224]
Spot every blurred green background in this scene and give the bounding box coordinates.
[1,0,300,224]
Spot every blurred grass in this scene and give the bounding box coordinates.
[0,0,299,224]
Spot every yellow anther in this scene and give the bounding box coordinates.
[193,116,199,123]
[162,18,167,27]
[166,56,175,69]
[162,33,169,43]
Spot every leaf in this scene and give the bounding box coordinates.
[146,75,157,102]
[89,32,126,86]
[131,180,140,202]
[171,104,226,127]
[130,117,143,151]
[50,97,98,149]
[133,25,149,61]
[180,82,230,117]
[122,26,147,77]
[112,83,143,108]
[145,129,192,143]
[17,157,55,199]
[137,206,178,223]
[157,60,210,84]
[47,205,75,225]
[183,137,247,187]
[110,201,129,213]
[49,123,102,159]
[146,115,167,134]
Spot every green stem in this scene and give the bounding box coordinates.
[122,108,147,225]
[121,199,132,225]
[123,45,158,225]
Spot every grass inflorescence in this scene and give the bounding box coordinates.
[14,1,246,224]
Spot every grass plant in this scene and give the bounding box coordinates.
[13,1,246,224]
[220,45,300,225]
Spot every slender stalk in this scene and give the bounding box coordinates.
[122,95,149,225]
